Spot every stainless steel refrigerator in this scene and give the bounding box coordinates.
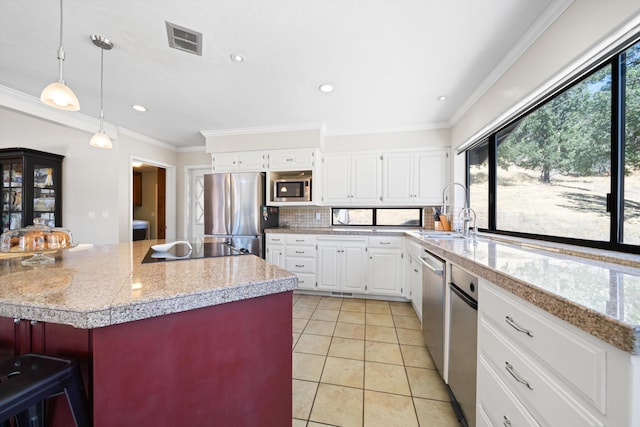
[203,172,278,258]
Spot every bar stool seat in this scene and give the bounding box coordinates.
[0,353,89,427]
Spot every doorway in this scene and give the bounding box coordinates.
[132,162,166,240]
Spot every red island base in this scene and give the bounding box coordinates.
[1,291,293,426]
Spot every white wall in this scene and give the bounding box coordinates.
[452,1,640,150]
[0,107,177,245]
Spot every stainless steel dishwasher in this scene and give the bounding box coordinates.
[448,264,478,427]
[420,248,446,379]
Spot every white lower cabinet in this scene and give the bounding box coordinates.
[316,237,367,293]
[405,240,424,320]
[478,278,639,427]
[367,236,404,297]
[265,235,286,269]
[284,234,316,290]
[266,234,316,290]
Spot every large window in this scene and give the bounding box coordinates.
[332,208,421,227]
[467,38,639,253]
[624,43,640,245]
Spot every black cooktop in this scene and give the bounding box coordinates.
[142,242,250,264]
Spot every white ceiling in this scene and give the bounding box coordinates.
[0,0,565,148]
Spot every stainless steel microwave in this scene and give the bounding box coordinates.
[273,177,312,202]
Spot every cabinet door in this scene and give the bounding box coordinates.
[323,155,351,204]
[266,245,286,268]
[212,153,240,171]
[351,154,380,204]
[317,243,341,291]
[407,256,422,320]
[237,152,264,171]
[367,249,403,296]
[413,150,448,205]
[382,152,413,204]
[341,243,367,293]
[268,149,315,170]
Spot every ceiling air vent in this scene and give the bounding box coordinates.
[165,21,202,56]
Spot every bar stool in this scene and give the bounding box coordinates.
[0,353,89,427]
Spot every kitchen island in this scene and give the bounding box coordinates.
[0,241,297,426]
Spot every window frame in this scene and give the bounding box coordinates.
[465,38,639,254]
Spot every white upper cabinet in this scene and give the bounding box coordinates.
[322,153,381,205]
[382,149,448,205]
[266,148,318,170]
[211,151,265,172]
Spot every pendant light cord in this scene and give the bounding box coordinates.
[56,0,65,81]
[99,45,105,129]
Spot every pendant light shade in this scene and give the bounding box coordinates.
[90,35,114,149]
[40,0,80,111]
[90,129,112,149]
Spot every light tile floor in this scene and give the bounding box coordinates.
[292,294,461,427]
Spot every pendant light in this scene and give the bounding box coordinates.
[89,35,114,149]
[40,0,80,111]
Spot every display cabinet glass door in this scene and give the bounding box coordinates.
[33,165,57,227]
[1,161,23,231]
[0,148,64,232]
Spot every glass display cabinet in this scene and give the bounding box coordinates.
[0,148,64,232]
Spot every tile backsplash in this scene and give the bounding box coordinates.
[278,207,332,228]
[277,206,438,229]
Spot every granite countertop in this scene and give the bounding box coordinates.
[405,232,640,355]
[266,227,410,236]
[267,226,640,354]
[0,241,297,329]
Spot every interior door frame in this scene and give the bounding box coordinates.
[184,165,212,241]
[130,156,176,242]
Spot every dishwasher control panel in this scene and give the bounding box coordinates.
[450,265,478,301]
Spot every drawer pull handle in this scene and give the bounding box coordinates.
[295,239,304,242]
[503,415,512,427]
[505,361,533,390]
[295,251,305,254]
[379,242,391,245]
[295,264,304,268]
[505,316,534,337]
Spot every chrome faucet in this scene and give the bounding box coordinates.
[458,207,477,237]
[441,182,468,217]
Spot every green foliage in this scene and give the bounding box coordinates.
[625,44,640,172]
[498,66,613,183]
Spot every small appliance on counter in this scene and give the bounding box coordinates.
[203,172,278,258]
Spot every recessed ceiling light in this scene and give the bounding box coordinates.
[230,54,245,62]
[319,83,334,93]
[437,95,447,101]
[132,104,147,112]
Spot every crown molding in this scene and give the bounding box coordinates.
[200,123,326,138]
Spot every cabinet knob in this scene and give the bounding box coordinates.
[30,320,38,326]
[13,318,20,324]
[503,415,512,427]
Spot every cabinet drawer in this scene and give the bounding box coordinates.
[286,235,316,246]
[480,281,606,412]
[266,235,285,244]
[368,236,403,248]
[294,272,316,290]
[478,355,540,427]
[286,258,316,273]
[479,318,603,427]
[286,246,316,258]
